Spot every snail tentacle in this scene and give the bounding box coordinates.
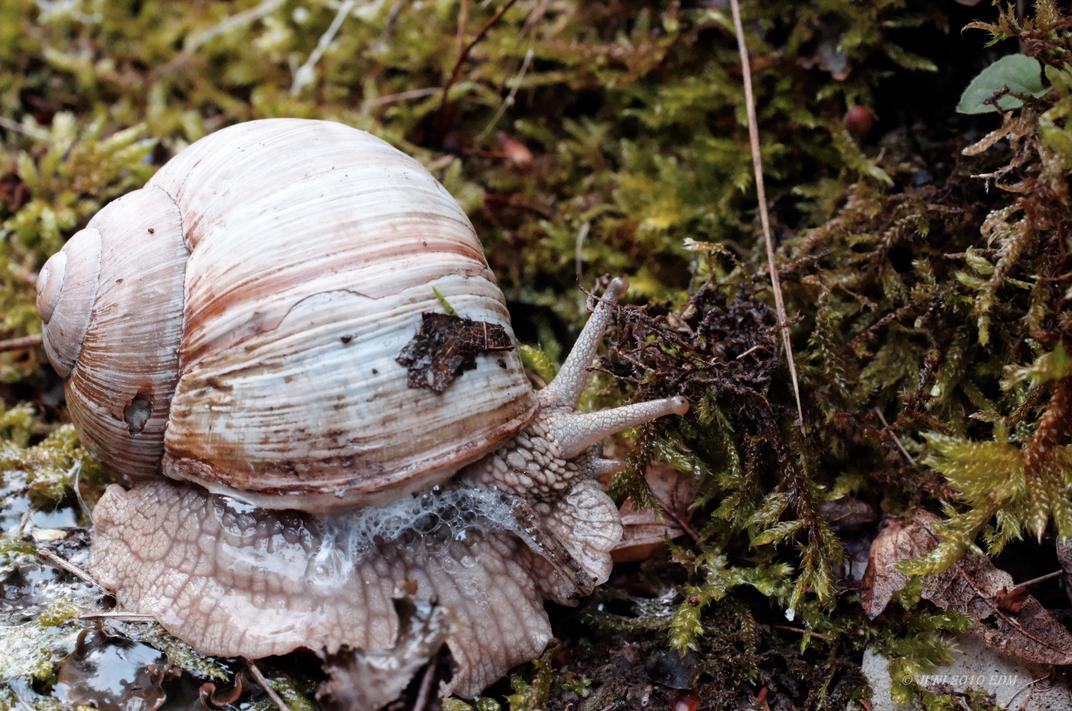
[539,277,629,408]
[550,395,690,460]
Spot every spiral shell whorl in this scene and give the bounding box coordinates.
[37,228,102,378]
[61,187,189,480]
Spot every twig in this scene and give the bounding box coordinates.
[728,0,804,433]
[0,334,43,353]
[37,549,102,589]
[360,87,440,112]
[438,0,520,114]
[769,623,833,641]
[656,498,702,546]
[290,0,356,96]
[412,660,437,711]
[79,611,157,622]
[574,220,590,284]
[13,506,33,539]
[1011,569,1063,590]
[248,661,292,711]
[477,45,535,140]
[873,407,916,465]
[0,117,50,141]
[184,0,284,52]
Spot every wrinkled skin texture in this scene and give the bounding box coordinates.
[88,278,687,697]
[91,480,621,695]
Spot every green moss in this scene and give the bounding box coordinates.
[124,622,230,683]
[36,600,77,628]
[0,423,103,504]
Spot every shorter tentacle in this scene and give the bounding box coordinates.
[539,277,628,408]
[549,395,689,460]
[588,456,624,478]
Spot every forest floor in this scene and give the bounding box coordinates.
[4,1,1072,709]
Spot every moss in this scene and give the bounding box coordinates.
[505,651,553,711]
[0,621,70,686]
[123,622,231,683]
[36,600,78,628]
[0,423,103,505]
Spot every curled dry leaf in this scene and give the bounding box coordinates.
[316,597,450,710]
[862,509,1072,666]
[612,463,700,563]
[496,132,534,169]
[396,312,514,393]
[1057,538,1072,607]
[198,673,245,707]
[860,510,939,618]
[818,496,876,532]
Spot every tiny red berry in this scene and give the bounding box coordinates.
[843,105,874,139]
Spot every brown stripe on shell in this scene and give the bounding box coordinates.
[147,119,535,504]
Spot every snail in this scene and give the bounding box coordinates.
[35,119,688,699]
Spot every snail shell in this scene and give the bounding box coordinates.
[37,119,536,511]
[38,118,689,698]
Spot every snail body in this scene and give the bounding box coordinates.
[36,119,686,698]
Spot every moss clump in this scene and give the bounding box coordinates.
[0,423,102,504]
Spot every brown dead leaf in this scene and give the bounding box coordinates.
[994,585,1030,615]
[860,510,939,619]
[1056,538,1072,606]
[819,496,876,532]
[496,132,534,169]
[396,312,513,393]
[612,463,699,563]
[861,509,1072,666]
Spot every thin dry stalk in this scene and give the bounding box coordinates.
[574,220,590,283]
[478,45,535,139]
[873,407,916,465]
[361,87,440,112]
[37,549,102,588]
[438,0,520,113]
[290,0,356,96]
[728,0,804,432]
[184,0,284,52]
[248,661,292,711]
[79,611,157,622]
[1012,569,1062,589]
[411,660,437,711]
[0,334,43,353]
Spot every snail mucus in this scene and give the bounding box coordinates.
[35,119,688,697]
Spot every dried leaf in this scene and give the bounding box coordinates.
[862,509,1072,666]
[924,553,1072,665]
[1057,538,1072,606]
[396,312,513,393]
[860,510,939,619]
[818,496,876,532]
[613,463,700,563]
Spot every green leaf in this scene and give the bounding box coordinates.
[957,54,1047,114]
[432,287,458,316]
